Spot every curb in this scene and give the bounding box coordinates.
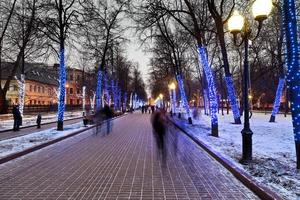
[169,118,284,200]
[0,114,126,165]
[0,116,83,133]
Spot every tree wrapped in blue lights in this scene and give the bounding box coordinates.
[283,0,300,168]
[96,70,103,110]
[57,49,66,130]
[203,89,210,115]
[176,74,192,124]
[104,74,110,106]
[112,79,118,110]
[198,47,218,136]
[225,77,241,124]
[270,78,285,122]
[118,89,122,110]
[123,92,127,112]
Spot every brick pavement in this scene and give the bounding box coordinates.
[0,113,259,200]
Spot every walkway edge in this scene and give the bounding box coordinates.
[0,114,126,165]
[169,118,283,200]
[0,116,83,133]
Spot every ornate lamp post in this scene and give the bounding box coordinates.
[228,0,273,164]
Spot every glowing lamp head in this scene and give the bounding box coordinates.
[65,84,69,88]
[252,0,273,21]
[248,95,253,100]
[159,94,163,99]
[169,82,176,90]
[228,10,244,34]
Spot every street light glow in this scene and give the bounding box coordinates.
[169,82,176,90]
[228,10,244,34]
[252,0,273,21]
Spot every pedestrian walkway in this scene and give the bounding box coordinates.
[0,113,259,199]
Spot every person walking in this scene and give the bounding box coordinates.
[103,105,114,134]
[151,109,167,165]
[12,105,21,131]
[36,113,42,129]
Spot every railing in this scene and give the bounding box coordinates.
[7,104,90,114]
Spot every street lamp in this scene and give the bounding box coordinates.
[228,0,272,164]
[159,93,164,108]
[168,82,176,116]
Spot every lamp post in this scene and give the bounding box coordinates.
[228,0,273,164]
[168,82,176,116]
[159,93,164,108]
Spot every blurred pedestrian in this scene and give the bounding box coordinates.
[103,105,114,134]
[151,105,155,114]
[94,109,104,134]
[36,113,42,129]
[142,105,145,114]
[151,109,167,165]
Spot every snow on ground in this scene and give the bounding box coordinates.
[173,109,300,200]
[0,111,83,131]
[0,122,91,159]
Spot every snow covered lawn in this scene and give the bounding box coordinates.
[0,122,91,160]
[172,110,300,200]
[0,111,83,131]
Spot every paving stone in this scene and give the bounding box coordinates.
[0,114,259,199]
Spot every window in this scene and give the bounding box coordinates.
[77,89,80,94]
[13,85,18,91]
[34,85,36,92]
[38,101,40,104]
[38,86,40,93]
[77,99,80,105]
[42,87,45,93]
[48,89,51,95]
[70,99,73,105]
[70,74,74,81]
[30,85,32,92]
[70,88,73,94]
[15,98,18,103]
[30,100,32,105]
[77,75,80,81]
[42,101,45,105]
[34,100,36,105]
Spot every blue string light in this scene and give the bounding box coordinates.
[104,74,110,105]
[225,76,241,122]
[58,49,66,123]
[176,74,192,119]
[123,92,127,111]
[271,78,285,117]
[283,0,300,142]
[96,69,103,110]
[112,79,118,110]
[118,89,122,110]
[198,47,218,126]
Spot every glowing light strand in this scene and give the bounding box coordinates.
[172,88,177,114]
[283,0,300,142]
[225,76,241,120]
[271,78,285,117]
[15,74,25,117]
[198,47,218,125]
[176,74,192,119]
[95,70,103,109]
[58,49,66,122]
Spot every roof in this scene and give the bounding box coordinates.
[1,62,59,86]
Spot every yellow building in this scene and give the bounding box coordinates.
[1,62,87,106]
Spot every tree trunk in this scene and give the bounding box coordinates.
[217,22,241,124]
[0,89,8,114]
